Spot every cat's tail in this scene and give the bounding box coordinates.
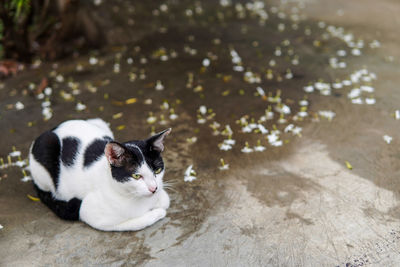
[34,184,82,221]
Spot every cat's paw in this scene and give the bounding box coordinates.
[150,208,166,223]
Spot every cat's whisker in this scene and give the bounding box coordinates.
[162,182,177,188]
[163,187,176,192]
[163,181,179,186]
[163,187,178,193]
[163,179,180,184]
[163,185,174,192]
[164,180,178,184]
[163,185,178,190]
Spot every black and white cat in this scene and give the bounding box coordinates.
[28,118,171,231]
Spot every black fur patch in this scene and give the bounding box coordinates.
[103,136,113,141]
[83,139,108,168]
[131,140,164,172]
[61,137,80,167]
[109,144,143,182]
[34,184,81,221]
[111,166,133,183]
[32,131,61,188]
[121,141,165,175]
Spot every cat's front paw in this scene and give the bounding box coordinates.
[150,208,166,223]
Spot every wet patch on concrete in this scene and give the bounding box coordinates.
[243,167,321,208]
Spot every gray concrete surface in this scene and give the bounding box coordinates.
[1,0,400,266]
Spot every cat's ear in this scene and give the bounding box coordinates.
[147,128,171,152]
[105,142,127,167]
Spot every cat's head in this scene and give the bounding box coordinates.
[104,128,171,197]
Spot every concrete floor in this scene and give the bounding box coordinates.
[1,0,400,266]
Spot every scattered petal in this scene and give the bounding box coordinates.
[147,116,157,124]
[284,124,294,133]
[9,151,21,157]
[395,110,400,120]
[202,58,210,67]
[197,118,206,124]
[254,145,266,152]
[345,161,353,170]
[219,158,229,170]
[223,139,236,145]
[219,143,232,151]
[75,102,87,111]
[270,140,283,147]
[318,110,336,121]
[116,125,126,131]
[257,124,269,134]
[15,101,24,110]
[186,137,198,144]
[155,80,164,91]
[304,85,314,93]
[169,114,178,120]
[89,57,98,65]
[112,113,123,119]
[365,98,376,105]
[267,133,279,144]
[199,105,207,115]
[27,194,40,201]
[125,98,137,104]
[351,98,363,104]
[219,164,229,170]
[241,146,254,153]
[360,85,374,93]
[21,176,32,182]
[383,135,393,144]
[184,165,197,182]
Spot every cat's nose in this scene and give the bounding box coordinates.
[149,186,158,194]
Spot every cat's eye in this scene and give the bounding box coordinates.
[155,168,163,174]
[132,174,142,179]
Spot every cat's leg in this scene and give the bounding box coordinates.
[80,193,166,231]
[106,208,166,231]
[84,208,166,232]
[79,192,116,230]
[156,189,170,210]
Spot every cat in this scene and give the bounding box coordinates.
[28,118,171,231]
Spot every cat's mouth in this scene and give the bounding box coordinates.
[145,190,158,197]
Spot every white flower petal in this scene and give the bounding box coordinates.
[383,135,393,144]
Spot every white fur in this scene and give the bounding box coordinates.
[29,119,170,231]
